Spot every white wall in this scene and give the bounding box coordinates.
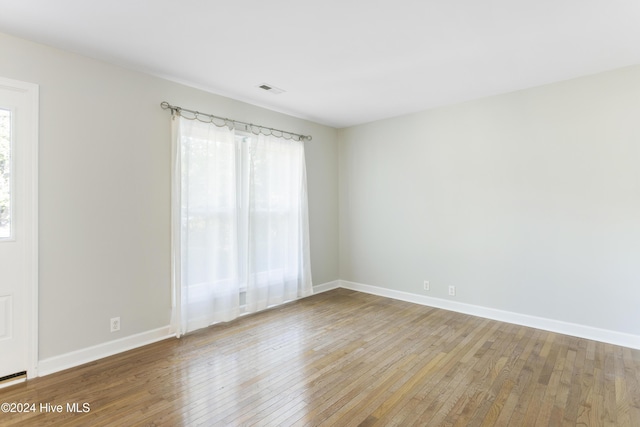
[339,65,640,336]
[0,31,339,360]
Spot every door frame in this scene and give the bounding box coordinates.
[0,76,39,379]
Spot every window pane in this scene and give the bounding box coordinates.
[0,109,11,239]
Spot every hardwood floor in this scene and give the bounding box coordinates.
[1,288,639,426]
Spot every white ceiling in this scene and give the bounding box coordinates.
[1,0,640,128]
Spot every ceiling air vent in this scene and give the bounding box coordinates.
[257,83,285,95]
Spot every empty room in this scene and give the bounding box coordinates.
[1,1,639,425]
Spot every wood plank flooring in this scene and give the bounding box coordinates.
[1,288,639,426]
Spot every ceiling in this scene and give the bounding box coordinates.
[1,0,640,128]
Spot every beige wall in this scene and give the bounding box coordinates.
[339,65,640,335]
[0,32,339,359]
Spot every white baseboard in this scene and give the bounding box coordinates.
[37,326,174,377]
[36,278,638,378]
[313,280,341,294]
[339,280,640,350]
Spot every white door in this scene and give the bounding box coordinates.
[0,77,38,381]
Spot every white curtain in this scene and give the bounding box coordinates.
[171,116,312,336]
[246,132,313,312]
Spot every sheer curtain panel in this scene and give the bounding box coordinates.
[171,116,312,336]
[246,134,313,312]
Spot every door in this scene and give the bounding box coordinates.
[0,77,38,381]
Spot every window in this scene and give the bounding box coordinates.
[173,117,312,334]
[0,108,11,239]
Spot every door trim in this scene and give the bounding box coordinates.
[0,76,39,378]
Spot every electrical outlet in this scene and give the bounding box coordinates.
[110,317,120,332]
[448,286,456,296]
[424,280,430,291]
